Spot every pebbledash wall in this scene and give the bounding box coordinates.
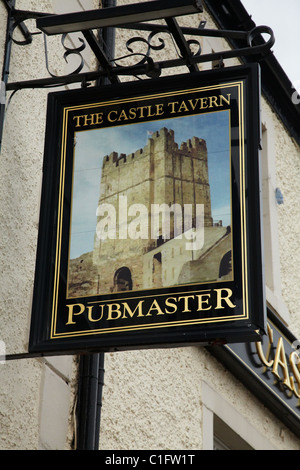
[0,0,299,450]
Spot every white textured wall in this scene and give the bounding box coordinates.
[0,0,96,450]
[0,0,53,450]
[275,114,300,334]
[99,348,300,450]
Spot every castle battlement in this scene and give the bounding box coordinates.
[149,127,207,154]
[102,151,118,167]
[102,145,146,169]
[102,127,207,170]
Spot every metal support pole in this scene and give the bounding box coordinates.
[76,353,105,450]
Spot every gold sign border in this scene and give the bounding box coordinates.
[50,81,248,339]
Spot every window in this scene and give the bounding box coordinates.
[202,382,275,450]
[260,112,289,324]
[213,416,253,450]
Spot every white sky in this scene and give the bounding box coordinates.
[242,0,300,85]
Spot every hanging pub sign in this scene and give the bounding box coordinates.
[29,63,266,355]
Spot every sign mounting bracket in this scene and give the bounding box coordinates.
[1,0,275,89]
[0,0,275,151]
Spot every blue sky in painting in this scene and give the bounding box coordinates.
[70,110,230,259]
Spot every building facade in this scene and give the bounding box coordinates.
[0,0,300,450]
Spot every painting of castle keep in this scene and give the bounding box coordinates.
[68,111,232,298]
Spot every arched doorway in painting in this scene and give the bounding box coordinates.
[152,252,162,288]
[113,267,133,292]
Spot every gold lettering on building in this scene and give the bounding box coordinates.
[255,323,300,401]
[121,301,145,319]
[290,352,300,399]
[256,323,274,369]
[66,303,85,325]
[215,288,236,309]
[168,94,231,114]
[106,104,165,123]
[72,94,231,129]
[73,112,104,127]
[272,337,293,389]
[65,288,235,326]
[196,292,212,311]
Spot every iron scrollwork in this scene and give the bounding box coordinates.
[112,31,167,78]
[126,31,166,64]
[2,4,276,89]
[8,9,89,80]
[43,33,87,78]
[112,29,202,78]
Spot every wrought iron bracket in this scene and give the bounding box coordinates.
[0,0,275,150]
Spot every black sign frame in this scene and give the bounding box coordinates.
[29,64,266,354]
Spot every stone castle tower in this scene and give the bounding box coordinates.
[92,127,215,294]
